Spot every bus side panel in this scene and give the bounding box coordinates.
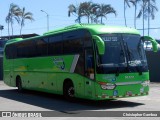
[13,57,49,91]
[3,58,12,86]
[3,58,16,87]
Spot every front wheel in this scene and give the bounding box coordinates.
[63,82,75,101]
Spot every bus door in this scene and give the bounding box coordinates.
[84,48,95,98]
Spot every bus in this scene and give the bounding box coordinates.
[3,24,159,100]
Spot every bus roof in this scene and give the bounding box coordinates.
[44,24,140,35]
[6,24,140,45]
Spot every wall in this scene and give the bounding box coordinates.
[0,57,3,80]
[146,51,160,82]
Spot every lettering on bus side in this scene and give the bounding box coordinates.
[53,58,65,70]
[125,76,135,79]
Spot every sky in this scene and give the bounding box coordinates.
[0,0,160,39]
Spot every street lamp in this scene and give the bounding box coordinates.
[41,10,49,32]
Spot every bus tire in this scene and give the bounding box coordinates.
[16,77,23,92]
[63,81,75,101]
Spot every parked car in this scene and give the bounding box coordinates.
[144,41,153,51]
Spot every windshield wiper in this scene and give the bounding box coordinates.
[123,42,143,75]
[121,40,131,72]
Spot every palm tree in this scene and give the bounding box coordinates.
[5,3,21,36]
[68,2,94,23]
[68,4,82,23]
[137,0,158,35]
[68,2,116,24]
[79,2,93,23]
[130,0,141,28]
[147,0,158,35]
[95,4,117,24]
[90,3,100,23]
[19,7,34,35]
[124,0,131,27]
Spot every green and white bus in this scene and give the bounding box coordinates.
[3,24,158,100]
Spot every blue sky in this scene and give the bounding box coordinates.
[0,0,160,39]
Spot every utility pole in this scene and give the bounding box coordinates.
[41,10,49,32]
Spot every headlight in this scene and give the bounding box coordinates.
[141,80,150,87]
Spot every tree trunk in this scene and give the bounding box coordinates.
[20,25,22,35]
[101,17,103,24]
[7,22,10,39]
[11,22,13,36]
[124,0,127,27]
[79,16,81,23]
[143,0,144,36]
[148,0,150,36]
[134,3,137,29]
[88,16,90,24]
[20,20,23,35]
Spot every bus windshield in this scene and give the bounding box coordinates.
[97,34,148,74]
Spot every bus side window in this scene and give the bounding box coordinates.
[48,35,63,56]
[5,45,16,59]
[36,38,48,56]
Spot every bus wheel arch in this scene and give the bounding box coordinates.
[63,78,75,100]
[16,75,23,92]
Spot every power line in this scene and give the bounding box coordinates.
[137,27,160,30]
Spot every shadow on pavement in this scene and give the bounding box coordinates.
[0,88,144,113]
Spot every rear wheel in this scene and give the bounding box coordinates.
[63,81,75,101]
[16,77,23,92]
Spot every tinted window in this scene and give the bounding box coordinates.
[16,40,36,58]
[36,38,48,56]
[63,30,84,54]
[63,39,83,54]
[5,44,17,59]
[84,31,92,48]
[48,35,63,55]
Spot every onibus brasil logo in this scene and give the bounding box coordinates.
[53,58,65,70]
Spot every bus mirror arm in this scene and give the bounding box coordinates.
[92,35,105,55]
[141,36,159,52]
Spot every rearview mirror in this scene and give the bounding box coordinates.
[141,36,159,52]
[92,35,105,55]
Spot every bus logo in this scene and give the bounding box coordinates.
[53,58,65,70]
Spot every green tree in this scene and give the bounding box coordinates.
[68,2,94,23]
[5,3,21,36]
[79,1,93,23]
[68,2,116,24]
[95,4,117,24]
[68,4,82,23]
[19,7,34,35]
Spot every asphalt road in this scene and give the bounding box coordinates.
[0,81,160,120]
